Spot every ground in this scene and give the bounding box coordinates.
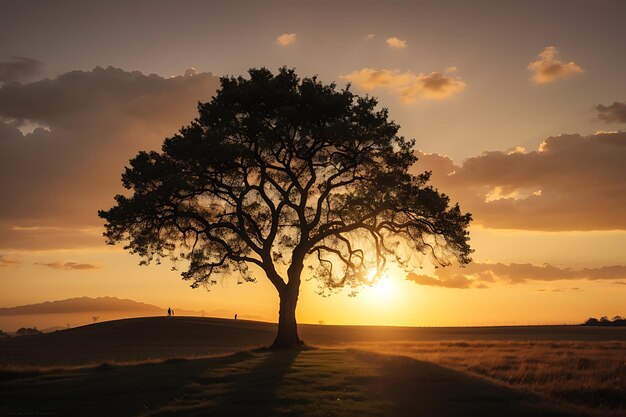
[1,317,624,416]
[1,349,583,417]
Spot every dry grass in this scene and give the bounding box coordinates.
[327,340,626,417]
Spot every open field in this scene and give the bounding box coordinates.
[1,349,584,417]
[1,316,624,416]
[2,316,625,367]
[331,341,626,417]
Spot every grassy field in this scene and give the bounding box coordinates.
[331,341,626,417]
[1,349,584,417]
[1,316,624,416]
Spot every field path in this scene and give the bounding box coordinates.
[1,349,583,417]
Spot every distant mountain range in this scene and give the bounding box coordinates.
[0,296,196,316]
[0,297,264,332]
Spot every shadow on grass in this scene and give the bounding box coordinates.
[0,351,254,417]
[214,348,302,416]
[351,351,586,417]
[1,348,585,417]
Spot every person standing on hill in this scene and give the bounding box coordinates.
[167,307,171,317]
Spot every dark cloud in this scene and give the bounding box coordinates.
[596,101,626,123]
[0,56,43,83]
[0,66,220,250]
[413,131,626,231]
[35,261,100,270]
[407,263,626,289]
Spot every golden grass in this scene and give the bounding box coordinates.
[326,340,626,417]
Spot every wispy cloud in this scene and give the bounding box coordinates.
[276,33,297,46]
[386,37,406,49]
[364,33,375,41]
[527,46,583,84]
[407,273,474,289]
[407,263,626,289]
[342,68,466,102]
[0,255,19,267]
[35,261,100,270]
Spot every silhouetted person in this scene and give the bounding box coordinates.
[167,307,171,317]
[171,309,174,316]
[235,314,237,320]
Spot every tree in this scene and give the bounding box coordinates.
[92,316,100,324]
[16,327,41,336]
[99,68,472,348]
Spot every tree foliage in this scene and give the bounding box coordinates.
[100,68,472,297]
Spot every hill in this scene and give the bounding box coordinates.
[1,316,625,367]
[0,317,603,417]
[0,296,203,331]
[1,317,623,416]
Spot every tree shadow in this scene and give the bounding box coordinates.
[0,352,254,417]
[208,348,302,416]
[352,351,585,417]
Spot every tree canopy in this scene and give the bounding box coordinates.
[99,67,472,347]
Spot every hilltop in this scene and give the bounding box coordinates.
[2,315,625,367]
[0,296,203,331]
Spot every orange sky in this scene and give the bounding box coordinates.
[1,0,625,327]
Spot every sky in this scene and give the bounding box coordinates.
[1,0,625,328]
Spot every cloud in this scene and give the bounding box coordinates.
[35,261,100,270]
[406,273,473,289]
[0,255,19,267]
[0,66,220,250]
[596,101,626,123]
[386,37,406,49]
[527,46,584,84]
[364,34,375,41]
[402,72,467,101]
[407,263,626,289]
[276,33,297,46]
[342,68,466,102]
[0,56,43,83]
[412,131,626,231]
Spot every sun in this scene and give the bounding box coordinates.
[366,268,396,300]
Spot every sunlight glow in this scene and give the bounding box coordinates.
[367,268,396,300]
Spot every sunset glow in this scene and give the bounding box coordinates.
[1,0,625,332]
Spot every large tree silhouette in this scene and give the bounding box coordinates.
[99,68,472,348]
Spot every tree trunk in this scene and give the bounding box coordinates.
[270,285,304,349]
